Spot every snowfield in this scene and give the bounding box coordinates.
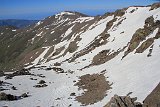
[0,4,160,107]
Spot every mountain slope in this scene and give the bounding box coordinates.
[0,3,160,107]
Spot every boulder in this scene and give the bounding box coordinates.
[21,93,28,98]
[38,80,46,84]
[0,92,17,101]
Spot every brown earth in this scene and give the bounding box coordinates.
[91,49,121,66]
[75,73,112,105]
[136,38,154,53]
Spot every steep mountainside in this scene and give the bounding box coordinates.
[0,3,160,107]
[0,19,39,28]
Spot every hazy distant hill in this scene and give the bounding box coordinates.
[0,19,39,28]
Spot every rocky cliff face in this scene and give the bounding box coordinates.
[0,3,160,107]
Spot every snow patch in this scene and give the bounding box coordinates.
[12,30,16,32]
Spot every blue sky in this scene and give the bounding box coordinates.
[0,0,159,20]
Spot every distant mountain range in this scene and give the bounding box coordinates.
[0,19,39,28]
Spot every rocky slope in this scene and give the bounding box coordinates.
[0,3,160,107]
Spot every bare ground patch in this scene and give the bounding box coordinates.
[75,73,112,106]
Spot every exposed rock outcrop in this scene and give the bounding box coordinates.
[0,92,17,101]
[143,83,160,107]
[5,68,32,79]
[150,3,160,10]
[105,95,142,107]
[0,92,29,101]
[123,15,160,57]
